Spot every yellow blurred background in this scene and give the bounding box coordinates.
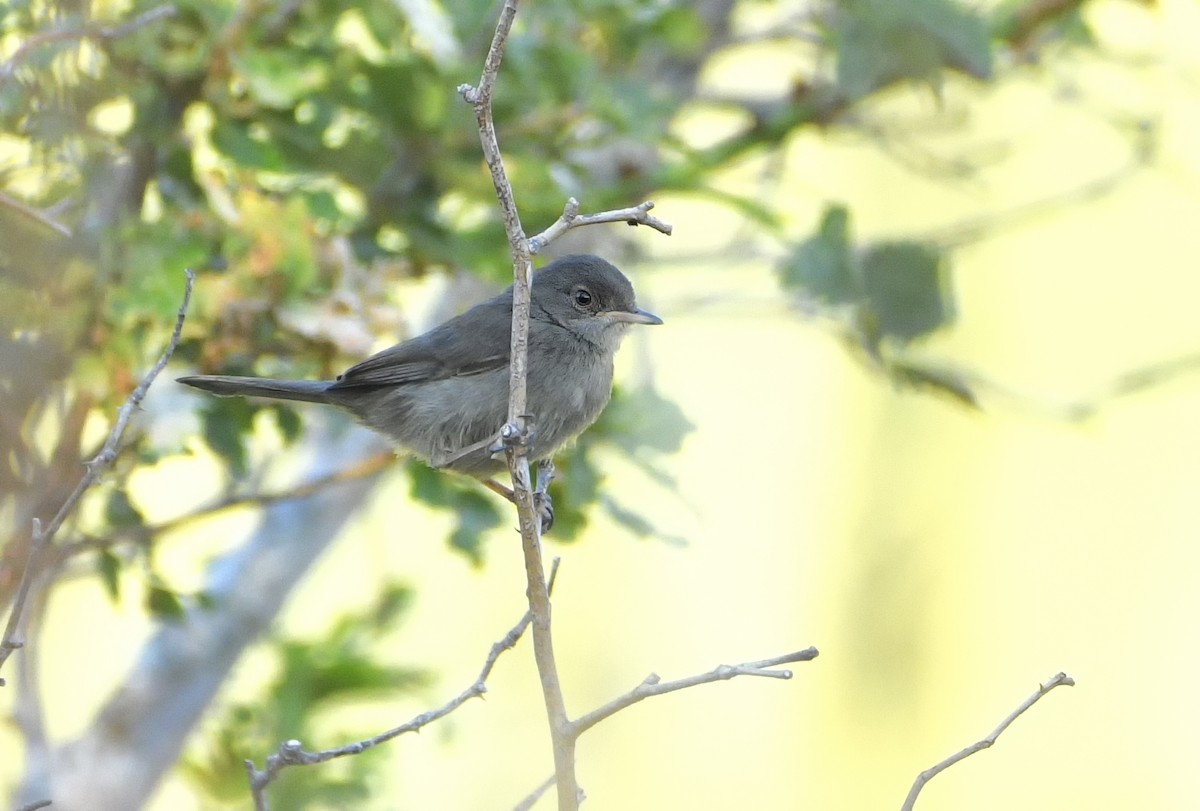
[9,0,1200,809]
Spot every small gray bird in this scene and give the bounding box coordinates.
[179,254,661,485]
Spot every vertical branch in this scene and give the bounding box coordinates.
[457,4,578,808]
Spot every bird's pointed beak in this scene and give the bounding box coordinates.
[604,307,663,326]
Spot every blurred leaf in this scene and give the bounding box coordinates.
[597,386,694,457]
[448,490,503,565]
[211,119,291,172]
[272,404,303,444]
[600,495,654,537]
[835,0,993,99]
[147,584,186,621]
[200,398,256,476]
[859,241,954,344]
[546,444,601,542]
[781,204,857,304]
[407,462,503,562]
[230,47,330,109]
[105,488,145,529]
[97,549,122,602]
[371,583,413,628]
[888,360,980,409]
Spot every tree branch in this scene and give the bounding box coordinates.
[458,2,579,807]
[245,559,562,810]
[570,647,819,737]
[511,773,556,811]
[0,4,178,86]
[527,198,673,254]
[0,190,72,238]
[56,449,397,563]
[0,269,195,686]
[901,671,1076,811]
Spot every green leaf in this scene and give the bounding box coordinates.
[781,204,857,304]
[230,47,330,109]
[600,495,654,537]
[272,404,303,444]
[448,490,503,565]
[200,398,256,476]
[211,119,290,172]
[835,0,993,99]
[407,462,503,563]
[597,386,695,457]
[859,241,955,344]
[147,585,186,621]
[97,550,122,602]
[104,489,145,529]
[545,445,600,542]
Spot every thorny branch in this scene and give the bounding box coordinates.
[0,270,195,686]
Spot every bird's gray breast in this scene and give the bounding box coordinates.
[525,327,615,460]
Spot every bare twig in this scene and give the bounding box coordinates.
[0,190,72,238]
[512,773,556,811]
[0,270,195,686]
[0,4,177,86]
[245,559,562,810]
[527,198,673,254]
[901,671,1076,811]
[570,647,819,737]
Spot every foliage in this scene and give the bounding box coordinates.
[0,0,1118,805]
[182,585,427,806]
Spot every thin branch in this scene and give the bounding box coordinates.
[458,2,579,808]
[0,270,195,686]
[0,4,177,86]
[570,647,819,737]
[245,559,562,810]
[527,198,673,255]
[512,774,556,811]
[901,671,1076,811]
[0,190,72,238]
[16,800,52,811]
[57,449,396,561]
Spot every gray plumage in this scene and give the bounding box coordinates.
[178,254,661,478]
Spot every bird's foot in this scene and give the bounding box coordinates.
[534,490,554,534]
[487,416,537,455]
[481,460,555,534]
[534,459,556,533]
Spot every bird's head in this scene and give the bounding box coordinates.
[531,254,661,351]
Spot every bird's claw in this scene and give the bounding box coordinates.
[535,490,554,534]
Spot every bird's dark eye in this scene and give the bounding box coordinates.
[573,288,593,308]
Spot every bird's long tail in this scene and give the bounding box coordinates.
[177,375,333,404]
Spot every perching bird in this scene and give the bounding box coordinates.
[179,254,661,487]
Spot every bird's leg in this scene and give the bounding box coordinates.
[481,417,552,532]
[482,460,555,534]
[534,460,556,533]
[433,434,500,470]
[483,478,515,502]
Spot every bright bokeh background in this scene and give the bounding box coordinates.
[9,0,1200,809]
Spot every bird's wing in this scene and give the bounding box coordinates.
[330,296,512,389]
